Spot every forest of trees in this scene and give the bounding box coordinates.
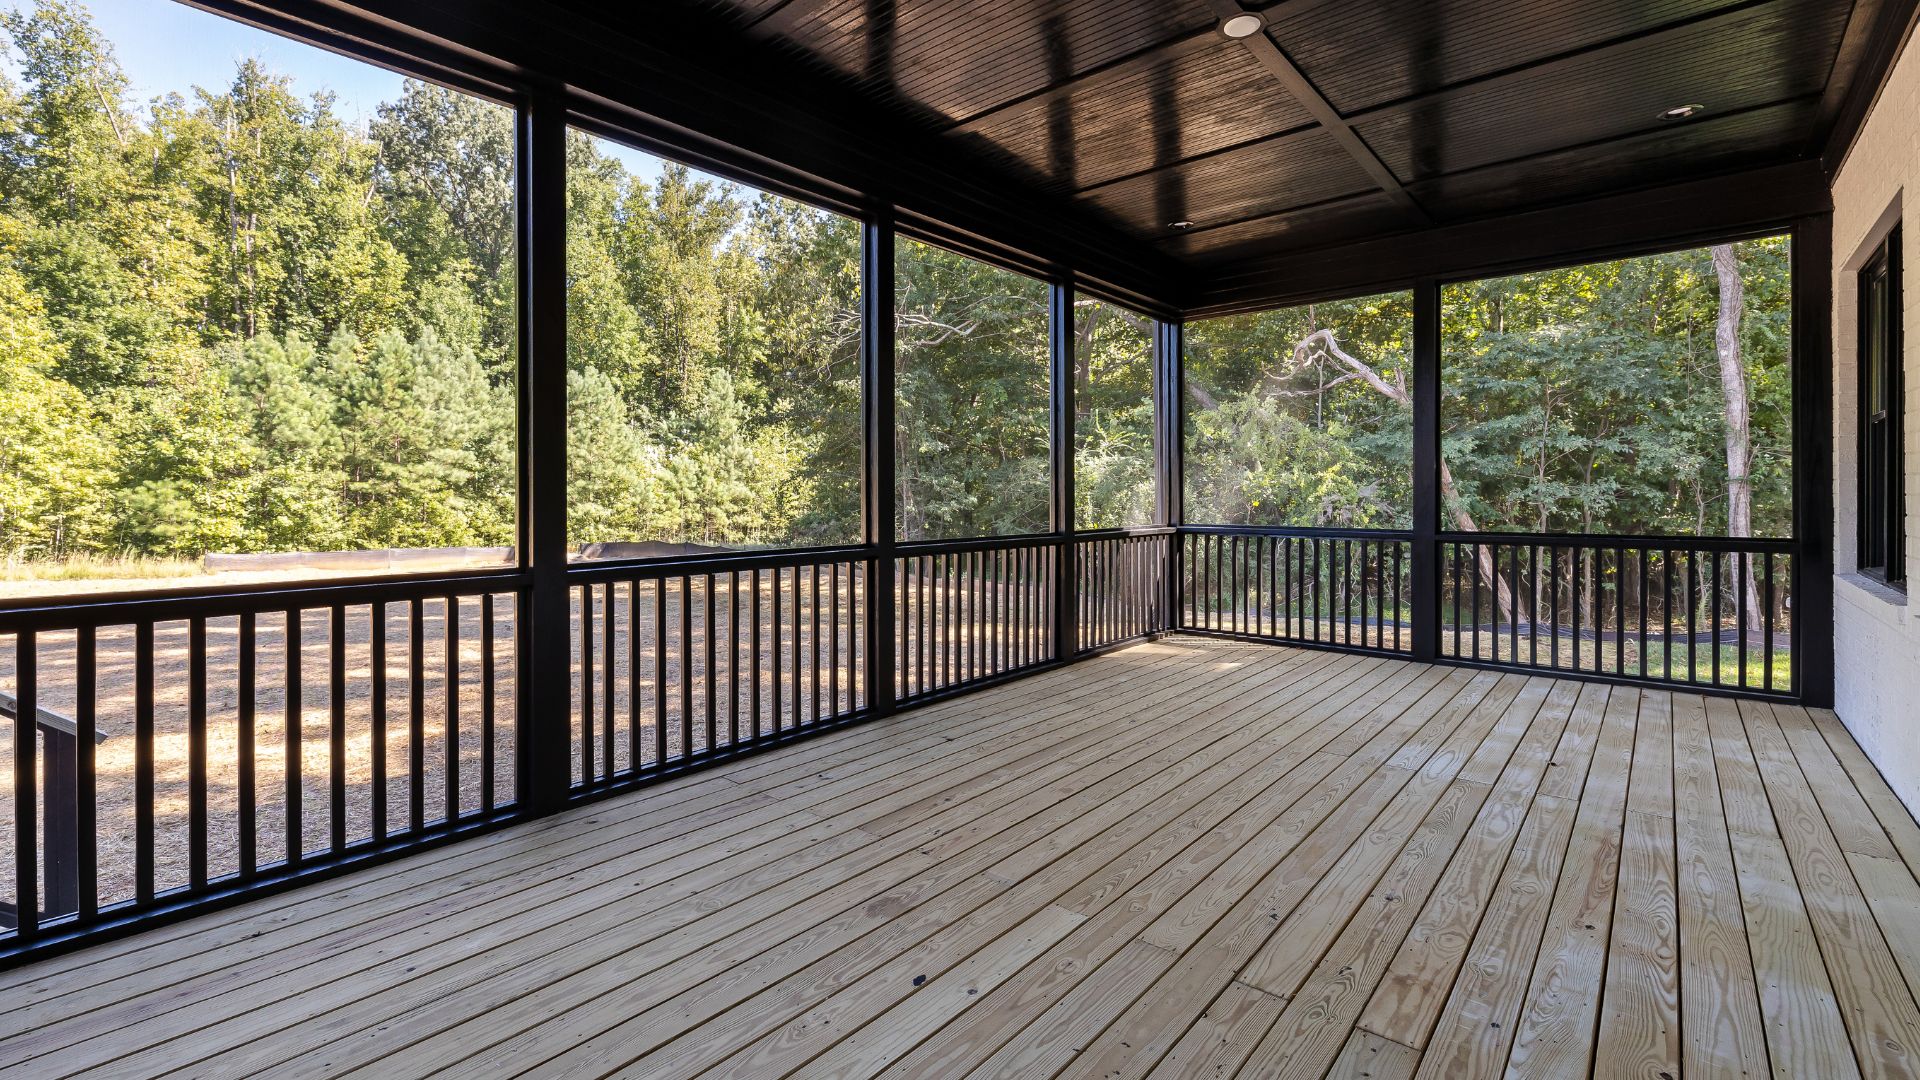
[1184,238,1793,541]
[0,1,1157,568]
[0,1,1790,584]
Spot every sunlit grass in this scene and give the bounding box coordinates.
[0,552,204,583]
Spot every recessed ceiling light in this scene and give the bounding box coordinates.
[1168,220,1196,231]
[1220,13,1264,38]
[1658,103,1704,121]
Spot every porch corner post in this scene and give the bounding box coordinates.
[519,89,573,813]
[1792,212,1835,707]
[1052,281,1078,661]
[1410,278,1442,662]
[862,219,897,715]
[1156,318,1184,633]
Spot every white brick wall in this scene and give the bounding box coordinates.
[1832,28,1920,816]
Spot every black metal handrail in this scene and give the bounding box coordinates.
[0,570,530,631]
[1188,524,1414,541]
[1441,536,1794,696]
[563,544,870,583]
[1439,529,1794,553]
[1177,527,1414,656]
[1076,532,1172,653]
[3,575,523,944]
[895,535,1055,702]
[568,551,868,790]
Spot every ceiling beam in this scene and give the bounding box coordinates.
[941,27,1221,132]
[1817,0,1920,173]
[1203,0,1430,226]
[1071,119,1321,196]
[1184,159,1829,315]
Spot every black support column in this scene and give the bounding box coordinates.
[862,220,897,715]
[1792,213,1835,707]
[1155,319,1183,630]
[1410,279,1442,662]
[518,91,572,812]
[1051,281,1077,661]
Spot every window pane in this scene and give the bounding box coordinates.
[565,132,862,556]
[895,238,1051,540]
[0,0,516,599]
[1184,293,1415,528]
[1441,237,1793,538]
[1074,298,1154,529]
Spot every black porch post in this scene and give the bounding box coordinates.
[1155,319,1184,631]
[863,220,898,715]
[1410,279,1442,661]
[1792,213,1835,707]
[519,90,572,812]
[1052,281,1078,660]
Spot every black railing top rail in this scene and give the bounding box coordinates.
[1439,530,1796,552]
[1180,524,1415,541]
[1074,526,1177,539]
[895,532,1060,557]
[563,544,871,583]
[0,570,531,632]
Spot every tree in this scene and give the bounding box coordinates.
[1713,242,1763,618]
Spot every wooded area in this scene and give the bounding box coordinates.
[0,0,1789,584]
[1184,238,1793,542]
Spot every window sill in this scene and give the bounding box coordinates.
[1840,571,1910,609]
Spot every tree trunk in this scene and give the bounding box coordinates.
[1711,244,1763,627]
[1290,328,1514,624]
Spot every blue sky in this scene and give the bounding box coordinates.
[3,0,665,181]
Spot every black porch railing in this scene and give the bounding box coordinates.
[1177,527,1414,655]
[1076,529,1174,653]
[1440,533,1796,696]
[566,550,870,791]
[893,535,1057,702]
[1,574,523,943]
[0,524,1807,960]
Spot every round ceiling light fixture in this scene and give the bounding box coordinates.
[1657,103,1704,121]
[1220,13,1264,38]
[1168,220,1197,231]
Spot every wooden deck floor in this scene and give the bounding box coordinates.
[5,638,1920,1079]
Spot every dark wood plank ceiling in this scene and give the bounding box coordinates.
[652,0,1901,284]
[259,0,1914,311]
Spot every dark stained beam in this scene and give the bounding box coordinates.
[1184,159,1829,315]
[1202,0,1431,226]
[1818,0,1920,172]
[1072,119,1320,196]
[750,0,826,35]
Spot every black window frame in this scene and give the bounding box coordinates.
[1858,224,1905,589]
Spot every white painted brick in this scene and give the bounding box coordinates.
[1831,23,1920,816]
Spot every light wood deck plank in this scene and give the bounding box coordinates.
[0,641,1913,1080]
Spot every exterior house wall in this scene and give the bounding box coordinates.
[1831,25,1920,815]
